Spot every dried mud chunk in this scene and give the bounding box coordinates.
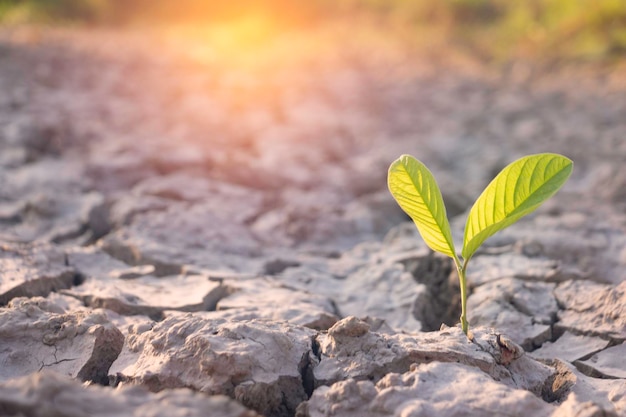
[555,280,626,341]
[0,298,123,384]
[544,359,625,415]
[62,274,222,320]
[575,343,626,379]
[109,315,315,417]
[0,371,261,417]
[468,278,557,350]
[101,201,263,274]
[315,317,551,395]
[530,331,610,362]
[300,362,553,417]
[0,243,78,306]
[214,277,339,330]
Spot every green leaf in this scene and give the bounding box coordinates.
[388,154,457,259]
[462,153,573,261]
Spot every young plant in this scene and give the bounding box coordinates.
[388,153,573,336]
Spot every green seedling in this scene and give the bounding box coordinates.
[388,153,573,336]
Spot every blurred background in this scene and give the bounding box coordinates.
[0,0,625,252]
[1,0,626,65]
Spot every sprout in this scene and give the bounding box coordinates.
[388,153,573,335]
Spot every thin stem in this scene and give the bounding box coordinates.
[454,256,469,336]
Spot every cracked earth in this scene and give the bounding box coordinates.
[0,26,625,417]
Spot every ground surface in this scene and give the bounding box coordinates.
[0,26,625,417]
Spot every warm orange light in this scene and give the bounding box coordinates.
[210,15,277,54]
[161,12,300,71]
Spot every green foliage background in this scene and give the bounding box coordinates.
[1,0,625,63]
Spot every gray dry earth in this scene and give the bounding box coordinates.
[0,28,626,417]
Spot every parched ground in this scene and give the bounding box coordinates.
[0,26,625,417]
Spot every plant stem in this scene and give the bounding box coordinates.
[454,257,469,335]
